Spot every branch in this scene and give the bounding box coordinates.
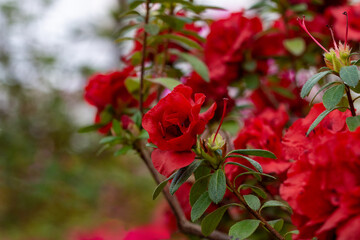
[139,0,150,116]
[134,140,229,240]
[225,177,285,240]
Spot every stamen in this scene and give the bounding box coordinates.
[298,16,329,53]
[343,11,348,46]
[213,98,228,144]
[327,25,339,51]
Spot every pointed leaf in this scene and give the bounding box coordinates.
[229,219,261,240]
[227,149,276,159]
[226,155,263,173]
[340,65,360,88]
[191,191,212,222]
[268,219,284,232]
[244,194,261,211]
[309,81,339,105]
[148,77,181,90]
[322,84,345,109]
[301,70,332,98]
[284,38,305,56]
[306,108,334,136]
[260,200,293,214]
[144,23,160,35]
[169,160,202,195]
[208,169,226,204]
[152,173,175,200]
[114,145,132,156]
[190,174,211,206]
[170,49,209,82]
[201,204,238,236]
[346,116,360,131]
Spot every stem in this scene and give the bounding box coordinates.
[345,85,356,116]
[225,177,285,240]
[134,141,229,240]
[139,0,150,116]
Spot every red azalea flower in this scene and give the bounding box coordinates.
[142,84,216,177]
[204,12,263,84]
[280,104,360,239]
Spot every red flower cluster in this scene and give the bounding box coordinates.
[280,104,360,239]
[142,84,216,177]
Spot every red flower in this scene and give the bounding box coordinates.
[229,106,290,178]
[142,85,216,176]
[280,104,360,239]
[204,12,263,84]
[326,3,360,42]
[85,67,137,112]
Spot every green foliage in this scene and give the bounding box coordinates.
[148,77,181,90]
[322,84,345,109]
[284,38,306,56]
[78,123,106,133]
[309,81,339,105]
[227,149,276,159]
[226,155,263,173]
[152,173,175,200]
[301,70,332,98]
[268,219,284,232]
[144,23,160,35]
[208,169,226,204]
[239,184,267,199]
[244,74,260,89]
[306,108,334,136]
[346,116,360,131]
[228,219,261,240]
[170,49,210,82]
[260,200,293,214]
[244,194,261,211]
[284,230,300,240]
[201,204,238,236]
[191,191,212,222]
[190,174,210,206]
[169,160,203,195]
[149,34,202,50]
[340,65,360,88]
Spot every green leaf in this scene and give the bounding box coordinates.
[208,169,226,204]
[306,108,334,136]
[152,173,175,200]
[138,129,149,139]
[191,191,212,222]
[169,160,202,195]
[229,219,261,240]
[225,162,261,181]
[144,23,160,35]
[148,77,181,90]
[244,74,260,90]
[301,70,332,98]
[170,49,209,82]
[201,204,238,236]
[284,230,300,239]
[114,145,132,156]
[112,119,122,135]
[129,0,145,9]
[346,116,360,131]
[115,37,136,43]
[244,194,261,211]
[268,219,284,232]
[78,123,105,133]
[145,143,158,148]
[226,155,263,173]
[125,77,140,94]
[271,86,295,99]
[194,165,211,180]
[290,3,307,12]
[156,15,191,30]
[351,59,360,66]
[283,38,306,56]
[340,65,360,88]
[322,84,345,109]
[132,110,142,127]
[190,175,210,206]
[150,34,202,50]
[99,136,122,144]
[309,81,339,105]
[260,200,293,214]
[239,184,267,199]
[227,149,276,159]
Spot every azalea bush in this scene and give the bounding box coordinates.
[80,0,360,239]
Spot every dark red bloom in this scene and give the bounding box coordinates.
[85,67,137,112]
[204,12,264,84]
[142,84,216,176]
[280,103,360,239]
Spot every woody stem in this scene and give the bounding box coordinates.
[139,0,150,116]
[345,85,356,116]
[225,177,285,240]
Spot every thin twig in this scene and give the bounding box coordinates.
[345,85,356,116]
[225,177,285,240]
[134,140,229,240]
[139,0,150,116]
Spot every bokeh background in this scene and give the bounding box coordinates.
[0,0,251,239]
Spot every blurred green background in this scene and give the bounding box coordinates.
[0,0,159,239]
